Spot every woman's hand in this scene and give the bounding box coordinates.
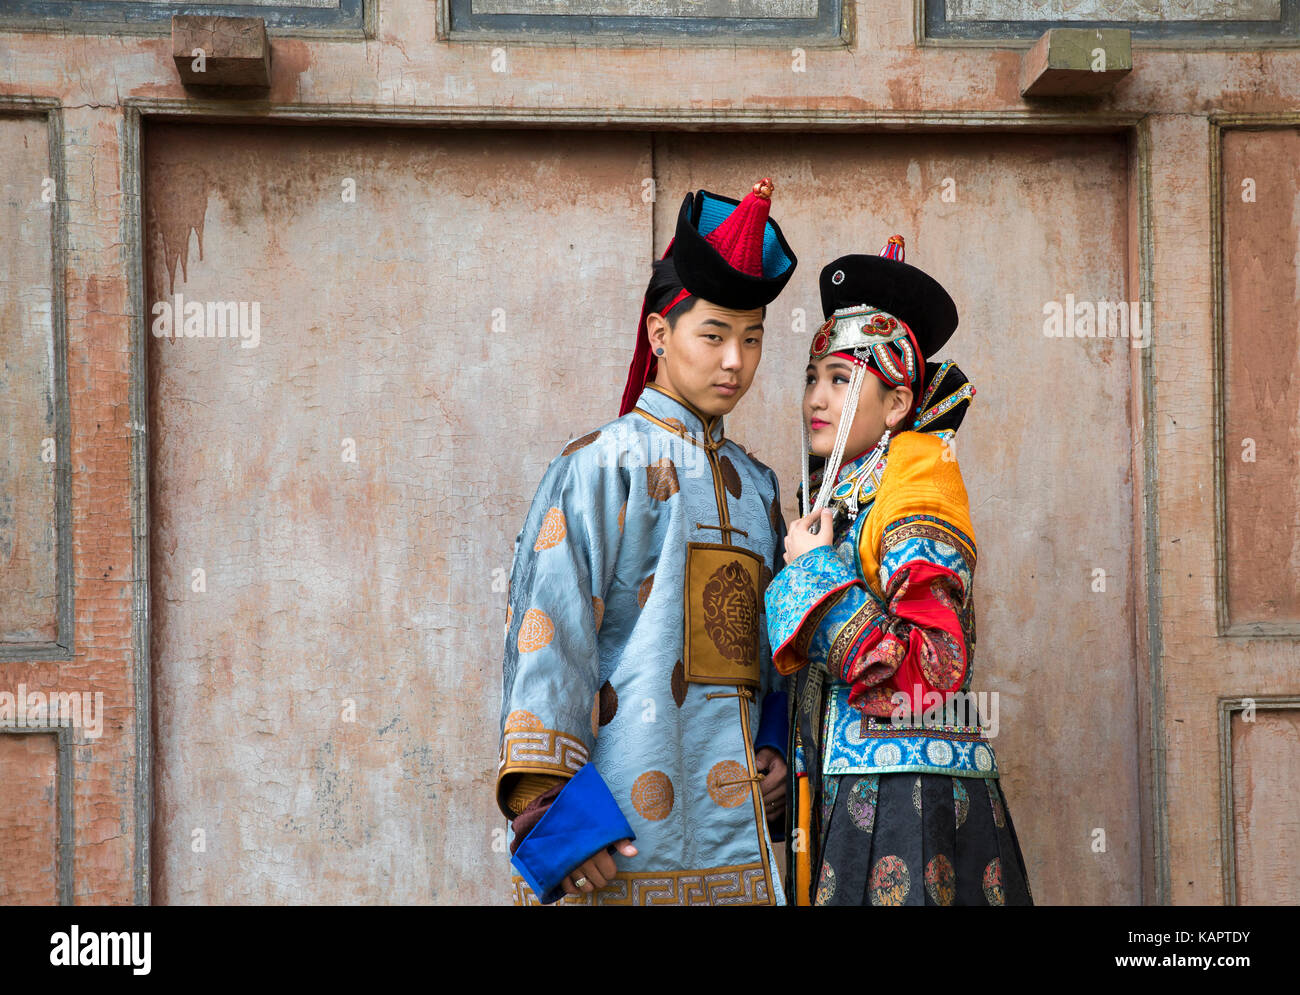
[783,508,834,564]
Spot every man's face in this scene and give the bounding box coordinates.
[649,298,765,418]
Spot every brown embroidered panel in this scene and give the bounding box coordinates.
[511,863,772,906]
[683,542,762,687]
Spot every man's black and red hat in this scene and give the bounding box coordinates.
[619,177,797,416]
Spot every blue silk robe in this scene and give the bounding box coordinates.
[498,382,789,906]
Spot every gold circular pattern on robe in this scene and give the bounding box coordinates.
[670,660,687,708]
[516,609,554,653]
[637,574,655,609]
[630,770,674,820]
[561,431,601,457]
[706,760,750,808]
[646,457,680,502]
[534,506,567,551]
[719,455,743,499]
[591,596,604,632]
[504,709,544,733]
[702,561,758,663]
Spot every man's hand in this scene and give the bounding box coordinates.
[561,839,638,897]
[784,509,834,564]
[755,746,788,821]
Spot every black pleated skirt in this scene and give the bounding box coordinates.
[811,772,1034,906]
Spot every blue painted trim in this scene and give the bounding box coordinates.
[924,0,1299,42]
[449,0,843,40]
[0,0,363,31]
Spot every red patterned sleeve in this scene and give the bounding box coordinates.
[837,560,969,719]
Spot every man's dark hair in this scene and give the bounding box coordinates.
[646,257,766,327]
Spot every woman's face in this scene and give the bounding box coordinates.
[804,355,912,459]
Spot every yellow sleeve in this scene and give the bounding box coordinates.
[862,431,977,592]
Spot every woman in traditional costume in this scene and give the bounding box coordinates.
[764,236,1033,906]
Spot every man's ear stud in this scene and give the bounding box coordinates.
[656,348,665,356]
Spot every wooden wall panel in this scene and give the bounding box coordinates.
[0,113,58,649]
[1230,708,1300,905]
[0,732,60,905]
[1220,127,1300,632]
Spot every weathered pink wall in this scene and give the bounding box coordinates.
[1221,127,1300,630]
[1231,709,1300,905]
[145,123,652,903]
[0,733,59,904]
[1,0,1298,905]
[0,114,57,646]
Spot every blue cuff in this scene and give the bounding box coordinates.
[754,690,788,760]
[510,762,636,905]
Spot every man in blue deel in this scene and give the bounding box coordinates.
[497,177,799,905]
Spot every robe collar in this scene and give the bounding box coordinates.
[813,436,891,518]
[634,382,727,449]
[833,443,878,485]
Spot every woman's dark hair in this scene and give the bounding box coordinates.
[645,257,767,325]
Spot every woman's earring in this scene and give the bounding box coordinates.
[655,348,665,356]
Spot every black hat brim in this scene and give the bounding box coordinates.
[819,253,958,358]
[670,190,797,311]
